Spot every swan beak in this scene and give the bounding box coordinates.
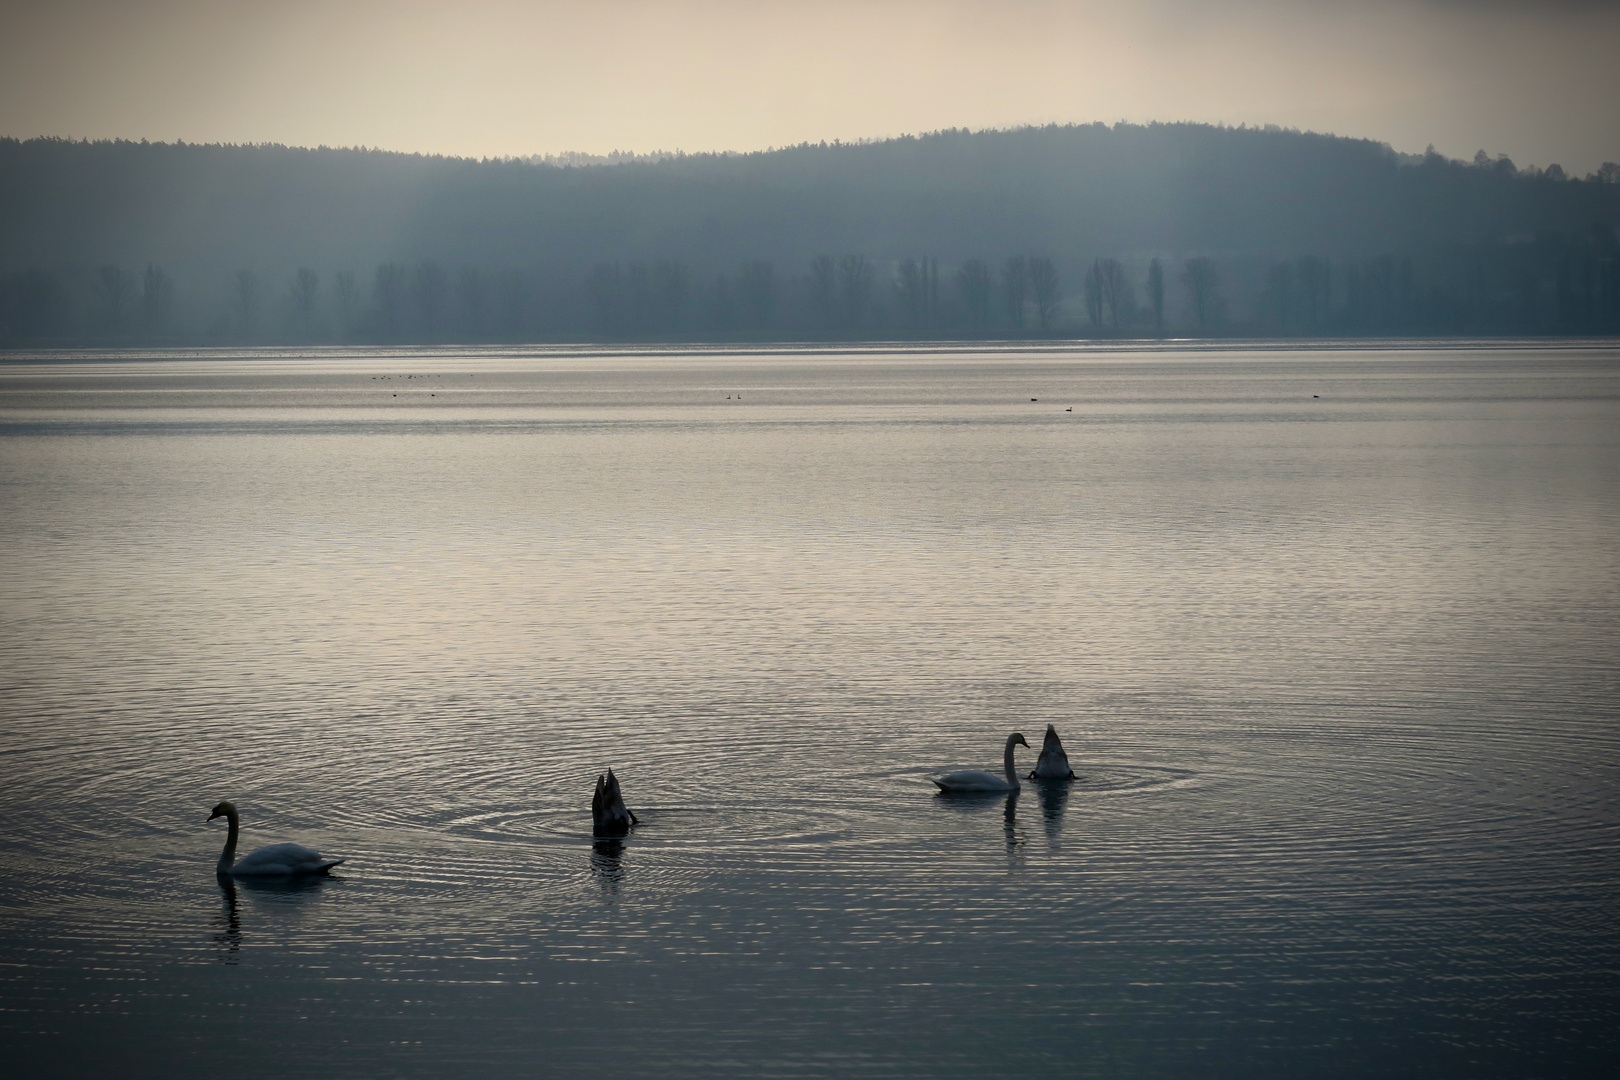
[206,811,221,821]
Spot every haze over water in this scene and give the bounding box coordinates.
[1,343,1616,1077]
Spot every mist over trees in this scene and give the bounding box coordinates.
[1,123,1617,345]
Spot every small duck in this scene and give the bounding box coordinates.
[1028,724,1077,780]
[591,768,638,836]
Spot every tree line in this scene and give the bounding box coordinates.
[3,123,1617,344]
[5,236,1616,345]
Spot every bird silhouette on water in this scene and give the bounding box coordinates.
[592,769,638,836]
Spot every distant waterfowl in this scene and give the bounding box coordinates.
[935,732,1030,792]
[592,769,638,835]
[208,801,344,877]
[1028,724,1077,780]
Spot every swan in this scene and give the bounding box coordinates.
[591,769,638,836]
[1028,724,1077,780]
[935,732,1030,792]
[207,801,344,876]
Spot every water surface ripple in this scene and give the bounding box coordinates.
[1,343,1616,1078]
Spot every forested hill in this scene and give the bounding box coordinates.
[2,123,1617,344]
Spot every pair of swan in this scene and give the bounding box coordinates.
[933,724,1076,792]
[208,767,644,876]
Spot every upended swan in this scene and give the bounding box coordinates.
[934,732,1030,792]
[591,769,638,835]
[1028,724,1077,780]
[208,801,344,876]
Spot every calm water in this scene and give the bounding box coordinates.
[1,342,1616,1078]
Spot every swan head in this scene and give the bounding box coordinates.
[208,800,237,822]
[1010,733,1030,750]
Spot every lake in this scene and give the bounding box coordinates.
[1,342,1616,1077]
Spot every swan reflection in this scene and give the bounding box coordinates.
[1034,779,1071,839]
[214,866,329,942]
[591,838,627,893]
[213,876,241,964]
[933,788,1015,813]
[212,867,333,961]
[1003,792,1027,870]
[230,870,331,902]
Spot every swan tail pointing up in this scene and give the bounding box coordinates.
[1029,724,1077,780]
[592,768,637,836]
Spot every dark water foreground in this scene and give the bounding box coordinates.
[1,342,1616,1078]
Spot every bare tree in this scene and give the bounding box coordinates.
[652,261,691,334]
[11,270,63,340]
[1296,256,1329,328]
[374,263,407,337]
[1264,260,1295,331]
[1084,261,1103,329]
[93,265,132,334]
[706,272,735,333]
[627,263,652,335]
[411,262,448,339]
[1147,258,1165,335]
[810,254,837,329]
[1098,258,1129,328]
[456,267,487,339]
[1029,257,1059,330]
[955,259,993,330]
[737,260,774,330]
[1001,256,1028,329]
[331,271,358,340]
[836,254,872,331]
[288,267,318,336]
[1182,256,1220,333]
[894,257,939,333]
[231,269,258,338]
[588,263,625,335]
[497,269,529,338]
[138,265,174,335]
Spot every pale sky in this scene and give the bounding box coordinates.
[2,0,1617,173]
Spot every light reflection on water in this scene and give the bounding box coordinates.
[0,343,1616,1077]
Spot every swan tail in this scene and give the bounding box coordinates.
[316,859,345,873]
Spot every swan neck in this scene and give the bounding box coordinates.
[218,808,239,872]
[1004,739,1021,789]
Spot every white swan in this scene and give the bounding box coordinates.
[1029,723,1077,780]
[208,801,344,876]
[591,769,638,836]
[935,732,1030,792]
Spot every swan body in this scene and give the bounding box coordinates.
[592,769,638,836]
[935,732,1030,792]
[208,801,344,876]
[1029,724,1077,780]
